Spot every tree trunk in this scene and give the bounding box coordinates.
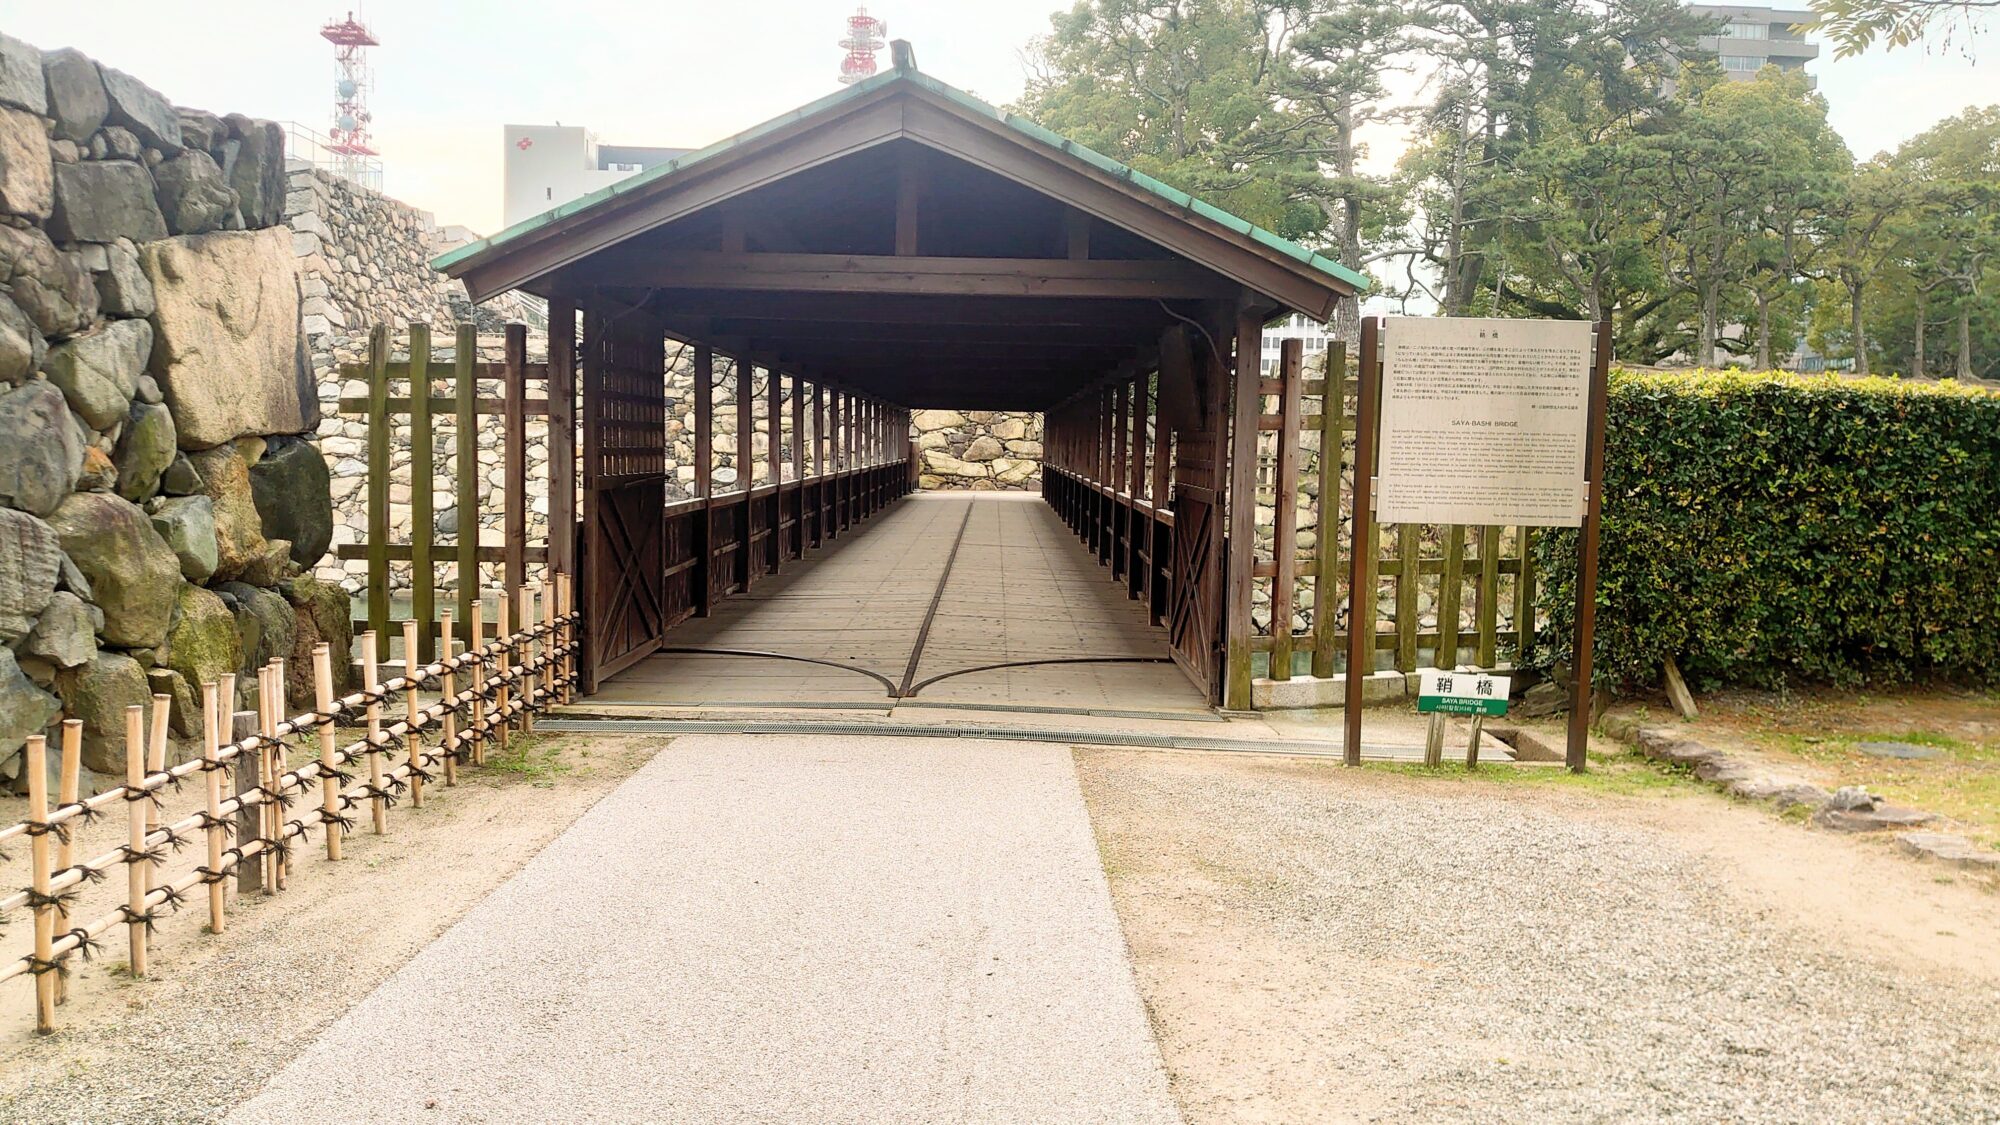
[1754,291,1772,370]
[1849,281,1868,378]
[1912,289,1926,379]
[1959,303,1974,380]
[1698,282,1719,368]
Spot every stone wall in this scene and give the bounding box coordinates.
[911,409,1042,490]
[0,34,342,793]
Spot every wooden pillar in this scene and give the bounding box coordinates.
[503,322,528,597]
[736,358,755,591]
[790,371,805,557]
[1269,338,1305,682]
[547,298,577,580]
[1345,318,1382,766]
[693,344,714,617]
[767,363,783,573]
[1223,306,1262,711]
[409,323,435,663]
[577,315,602,691]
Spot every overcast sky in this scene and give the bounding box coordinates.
[4,0,1989,236]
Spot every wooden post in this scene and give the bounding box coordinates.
[410,322,435,663]
[559,572,575,703]
[540,579,556,714]
[27,733,55,1032]
[767,364,783,574]
[257,665,281,892]
[469,601,488,763]
[495,588,513,747]
[1478,525,1502,668]
[456,323,480,643]
[367,324,392,661]
[736,359,755,592]
[1438,525,1464,670]
[145,693,168,919]
[1223,307,1263,710]
[504,322,529,597]
[201,683,226,935]
[694,345,715,616]
[548,299,578,579]
[124,704,148,976]
[1465,714,1485,769]
[51,719,80,1005]
[403,618,425,807]
[1270,338,1305,682]
[439,611,458,786]
[362,633,385,834]
[1566,322,1614,773]
[311,645,342,863]
[790,373,805,557]
[1344,318,1381,767]
[518,585,537,735]
[1424,711,1446,768]
[1310,343,1346,678]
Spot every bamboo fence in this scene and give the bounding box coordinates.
[0,575,576,1035]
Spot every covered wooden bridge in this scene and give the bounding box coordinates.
[434,46,1367,713]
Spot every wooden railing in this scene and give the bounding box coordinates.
[2,576,577,1035]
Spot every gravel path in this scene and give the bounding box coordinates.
[229,735,1178,1124]
[1079,750,2000,1124]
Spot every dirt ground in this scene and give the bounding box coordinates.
[0,732,664,1123]
[1078,746,2000,1124]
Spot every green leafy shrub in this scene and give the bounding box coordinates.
[1535,370,2000,690]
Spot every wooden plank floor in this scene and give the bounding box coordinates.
[590,493,1204,714]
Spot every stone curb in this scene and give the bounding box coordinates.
[1597,714,1998,875]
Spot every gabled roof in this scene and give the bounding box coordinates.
[436,55,1368,317]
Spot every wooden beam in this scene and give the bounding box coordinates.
[895,148,921,256]
[586,252,1238,300]
[1223,306,1262,711]
[547,301,577,580]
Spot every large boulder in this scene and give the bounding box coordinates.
[0,296,46,385]
[911,409,965,431]
[249,435,332,567]
[46,492,180,649]
[163,581,238,701]
[40,48,106,145]
[177,110,226,153]
[219,115,285,229]
[0,224,96,338]
[43,318,151,430]
[216,580,293,706]
[49,160,169,244]
[141,227,311,448]
[53,650,149,775]
[92,239,154,318]
[285,574,353,706]
[148,494,218,583]
[187,443,268,582]
[0,103,52,222]
[152,150,235,235]
[23,590,100,669]
[0,33,45,115]
[961,435,1005,462]
[0,647,60,763]
[115,400,176,500]
[0,507,59,644]
[0,380,83,516]
[97,66,181,155]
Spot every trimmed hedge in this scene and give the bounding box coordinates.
[1535,371,2000,690]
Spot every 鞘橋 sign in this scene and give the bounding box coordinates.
[1416,668,1510,717]
[1376,316,1594,528]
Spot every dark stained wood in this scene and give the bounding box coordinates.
[1345,318,1382,766]
[1223,308,1262,710]
[503,324,528,595]
[767,363,784,573]
[894,147,921,256]
[547,300,578,579]
[1065,209,1090,260]
[587,252,1240,300]
[455,323,480,643]
[409,323,435,663]
[1268,338,1304,682]
[736,358,756,591]
[1568,321,1615,772]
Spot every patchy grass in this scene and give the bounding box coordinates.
[480,735,575,787]
[1372,750,1696,797]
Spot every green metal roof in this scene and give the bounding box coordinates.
[434,60,1371,296]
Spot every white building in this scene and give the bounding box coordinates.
[1686,3,1821,85]
[503,125,689,228]
[1259,313,1335,374]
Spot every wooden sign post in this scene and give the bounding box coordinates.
[1345,316,1612,772]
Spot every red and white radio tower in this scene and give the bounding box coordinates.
[838,7,887,85]
[320,10,379,180]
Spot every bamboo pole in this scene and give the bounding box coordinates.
[439,610,458,787]
[257,666,279,893]
[495,591,512,748]
[202,682,226,935]
[53,719,80,1005]
[217,672,238,903]
[145,693,168,930]
[124,705,147,976]
[468,603,487,765]
[314,644,341,861]
[555,572,573,704]
[519,585,536,735]
[361,633,385,834]
[540,577,555,716]
[28,734,56,1033]
[403,618,424,808]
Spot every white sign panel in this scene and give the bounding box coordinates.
[1376,316,1594,528]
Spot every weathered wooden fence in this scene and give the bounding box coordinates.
[335,322,565,664]
[1,576,576,1034]
[1249,340,1539,684]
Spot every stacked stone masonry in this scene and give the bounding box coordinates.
[0,33,346,793]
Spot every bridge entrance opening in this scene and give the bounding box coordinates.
[434,52,1366,714]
